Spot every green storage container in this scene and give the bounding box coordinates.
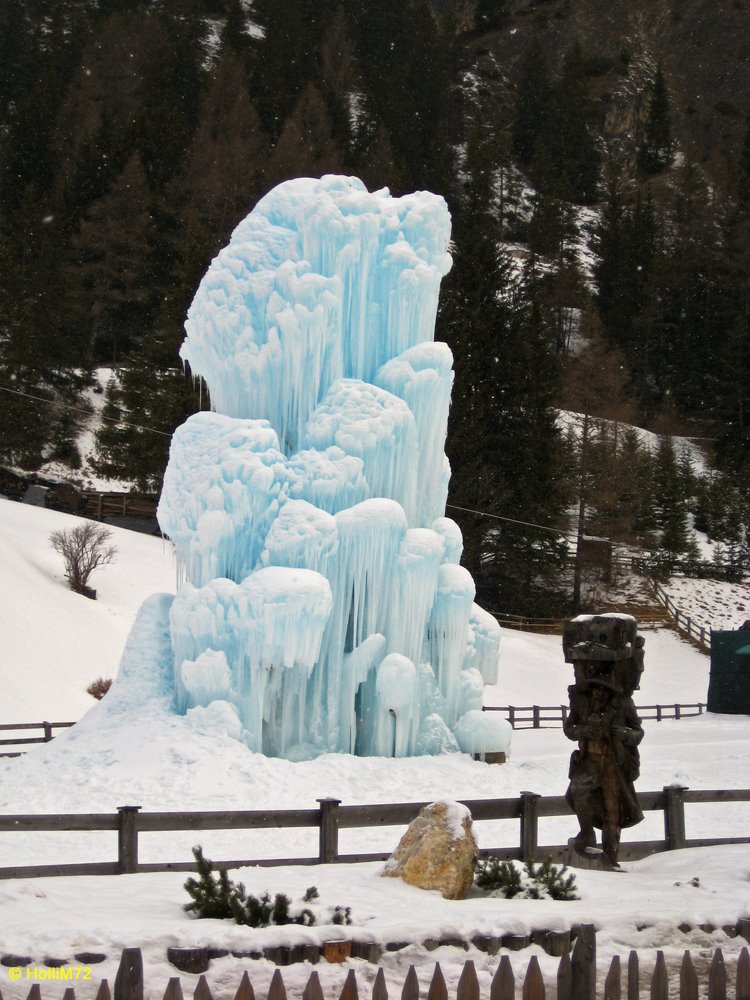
[707,630,750,714]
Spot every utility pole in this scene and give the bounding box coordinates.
[572,410,589,612]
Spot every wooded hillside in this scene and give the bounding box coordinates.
[1,0,748,613]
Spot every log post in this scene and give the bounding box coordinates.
[117,806,141,874]
[520,791,540,863]
[43,722,53,742]
[664,785,688,850]
[532,706,541,729]
[317,798,341,864]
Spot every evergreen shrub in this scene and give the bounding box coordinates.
[474,856,578,900]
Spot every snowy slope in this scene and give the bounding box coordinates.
[0,497,175,722]
[0,500,748,1000]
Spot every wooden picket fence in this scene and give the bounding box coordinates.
[9,933,750,1000]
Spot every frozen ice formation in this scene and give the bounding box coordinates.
[157,175,504,759]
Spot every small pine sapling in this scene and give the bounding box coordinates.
[474,857,523,897]
[529,857,579,900]
[474,855,578,900]
[184,846,240,919]
[330,905,353,925]
[184,848,350,926]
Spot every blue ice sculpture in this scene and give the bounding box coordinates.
[158,175,508,760]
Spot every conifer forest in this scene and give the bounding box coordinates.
[1,0,749,614]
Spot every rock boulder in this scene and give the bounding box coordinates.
[381,800,478,899]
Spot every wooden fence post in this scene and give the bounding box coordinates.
[317,798,341,863]
[457,961,480,1000]
[508,706,515,729]
[117,806,141,874]
[520,791,540,863]
[627,950,639,1000]
[680,951,698,1000]
[736,947,750,1000]
[114,948,144,1000]
[427,964,448,1000]
[663,785,688,850]
[493,956,515,1000]
[557,951,572,1000]
[604,956,621,1000]
[523,955,545,1000]
[708,949,726,1000]
[571,925,596,1000]
[42,722,53,742]
[372,969,388,1000]
[650,952,668,1000]
[532,706,541,729]
[402,966,420,1000]
[268,970,286,1000]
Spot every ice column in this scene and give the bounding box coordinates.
[158,175,505,760]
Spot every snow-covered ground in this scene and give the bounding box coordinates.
[0,499,748,1000]
[36,368,135,492]
[659,576,750,635]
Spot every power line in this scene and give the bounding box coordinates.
[1,380,577,540]
[446,502,575,540]
[0,383,173,438]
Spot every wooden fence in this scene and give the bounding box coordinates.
[9,934,750,1000]
[488,612,670,636]
[647,580,711,652]
[482,703,707,729]
[0,721,75,758]
[0,786,748,881]
[0,702,709,758]
[83,493,158,522]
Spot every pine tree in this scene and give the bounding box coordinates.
[181,46,270,240]
[71,153,154,362]
[438,194,569,615]
[638,65,675,175]
[511,39,552,169]
[650,435,690,555]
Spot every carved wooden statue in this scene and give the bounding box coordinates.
[562,614,645,868]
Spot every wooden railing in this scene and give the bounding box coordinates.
[0,702,709,758]
[0,787,747,881]
[489,611,670,635]
[10,934,750,1000]
[83,492,158,522]
[0,721,75,758]
[483,703,707,728]
[648,579,711,651]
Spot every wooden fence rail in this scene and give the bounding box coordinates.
[483,702,707,729]
[0,721,76,757]
[6,935,749,1000]
[0,702,709,758]
[0,787,748,881]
